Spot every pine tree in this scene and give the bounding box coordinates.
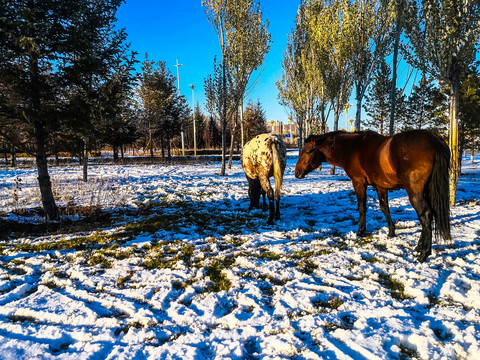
[364,60,392,134]
[0,0,129,220]
[137,58,189,159]
[243,99,268,142]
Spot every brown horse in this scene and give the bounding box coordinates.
[295,130,451,262]
[242,133,287,224]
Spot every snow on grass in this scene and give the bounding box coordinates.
[0,154,479,359]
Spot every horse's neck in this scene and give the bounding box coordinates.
[324,134,356,167]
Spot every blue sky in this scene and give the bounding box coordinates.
[115,1,423,131]
[115,0,304,125]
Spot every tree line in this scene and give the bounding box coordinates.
[0,0,269,221]
[1,0,479,220]
[276,0,480,205]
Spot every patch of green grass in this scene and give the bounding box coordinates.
[298,259,318,274]
[378,273,414,301]
[288,250,315,259]
[224,236,248,247]
[123,214,182,236]
[205,258,232,292]
[116,270,135,289]
[14,231,119,253]
[362,255,380,264]
[141,242,197,270]
[357,235,374,246]
[312,295,344,312]
[88,252,113,268]
[88,245,132,268]
[255,248,282,260]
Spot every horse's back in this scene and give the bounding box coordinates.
[389,130,446,191]
[354,130,445,190]
[241,133,286,180]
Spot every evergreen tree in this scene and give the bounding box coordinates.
[401,75,440,131]
[137,58,189,159]
[0,0,129,220]
[363,60,392,134]
[243,99,268,142]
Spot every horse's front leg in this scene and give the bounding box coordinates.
[353,181,367,237]
[260,176,275,224]
[377,187,395,237]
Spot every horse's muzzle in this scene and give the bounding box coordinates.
[295,170,305,179]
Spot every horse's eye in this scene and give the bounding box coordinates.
[306,149,315,154]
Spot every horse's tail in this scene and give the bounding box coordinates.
[271,140,284,201]
[428,138,451,242]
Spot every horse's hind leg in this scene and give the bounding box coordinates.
[261,188,267,211]
[407,190,433,262]
[377,187,395,237]
[274,191,281,220]
[259,176,275,224]
[247,177,261,210]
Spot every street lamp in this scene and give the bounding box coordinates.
[189,84,196,157]
[345,104,353,131]
[175,58,185,156]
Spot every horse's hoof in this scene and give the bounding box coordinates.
[388,231,396,238]
[416,253,428,263]
[267,218,274,225]
[356,230,367,237]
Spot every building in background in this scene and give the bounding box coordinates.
[267,120,297,145]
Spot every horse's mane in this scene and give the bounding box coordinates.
[305,131,348,144]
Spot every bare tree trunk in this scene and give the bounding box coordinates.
[113,145,118,162]
[34,121,58,221]
[83,138,88,182]
[355,85,362,132]
[389,19,400,136]
[449,78,460,206]
[31,53,58,220]
[11,148,16,167]
[220,62,227,176]
[331,99,341,175]
[228,114,238,169]
[471,138,475,164]
[239,101,245,148]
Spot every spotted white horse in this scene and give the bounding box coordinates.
[241,133,287,224]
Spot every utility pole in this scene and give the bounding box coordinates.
[175,58,185,156]
[189,84,197,157]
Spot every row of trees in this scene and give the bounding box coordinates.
[277,0,480,204]
[202,0,271,175]
[0,0,270,221]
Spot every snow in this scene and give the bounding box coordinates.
[0,153,480,359]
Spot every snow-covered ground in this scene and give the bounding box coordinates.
[0,153,479,359]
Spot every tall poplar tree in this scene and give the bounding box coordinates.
[350,0,393,131]
[403,0,480,205]
[203,0,270,175]
[226,0,270,148]
[277,0,319,150]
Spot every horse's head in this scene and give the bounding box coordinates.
[295,138,326,179]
